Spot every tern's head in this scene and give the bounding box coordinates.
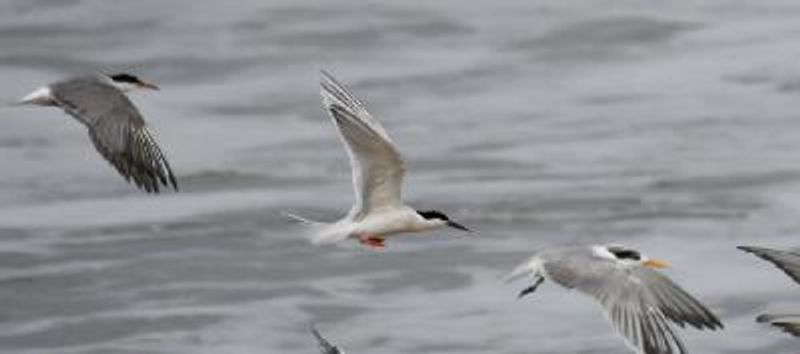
[596,245,670,269]
[416,210,471,232]
[107,73,159,92]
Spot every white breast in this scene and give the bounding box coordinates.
[352,208,428,237]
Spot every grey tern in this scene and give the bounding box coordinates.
[15,73,177,193]
[506,244,723,354]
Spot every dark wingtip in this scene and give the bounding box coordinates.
[447,220,472,232]
[310,323,322,340]
[737,245,757,253]
[167,170,179,192]
[319,68,334,80]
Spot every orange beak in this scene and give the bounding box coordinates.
[136,81,160,91]
[642,259,670,269]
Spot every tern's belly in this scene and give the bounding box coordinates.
[351,212,427,237]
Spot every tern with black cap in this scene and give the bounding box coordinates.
[506,244,723,354]
[14,73,177,193]
[285,70,470,249]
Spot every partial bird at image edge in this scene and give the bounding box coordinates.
[738,245,800,337]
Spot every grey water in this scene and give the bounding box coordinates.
[0,0,799,353]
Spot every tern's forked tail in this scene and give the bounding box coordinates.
[282,212,347,245]
[504,256,542,283]
[283,212,323,226]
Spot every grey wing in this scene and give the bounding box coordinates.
[636,268,723,330]
[757,314,800,337]
[311,326,344,354]
[738,246,800,285]
[320,70,405,217]
[51,77,178,193]
[570,263,721,354]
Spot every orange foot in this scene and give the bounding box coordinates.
[358,235,386,249]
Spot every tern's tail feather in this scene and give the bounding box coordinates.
[504,262,532,283]
[283,212,324,226]
[504,255,541,283]
[282,212,348,245]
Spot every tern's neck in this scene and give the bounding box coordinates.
[112,82,137,92]
[412,217,446,231]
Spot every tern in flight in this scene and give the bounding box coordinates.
[506,244,723,354]
[311,325,345,354]
[14,73,177,193]
[286,70,470,249]
[738,245,800,337]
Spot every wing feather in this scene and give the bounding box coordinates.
[311,325,344,354]
[561,262,721,354]
[50,75,178,193]
[738,246,800,285]
[319,71,405,217]
[757,314,800,337]
[641,270,723,330]
[739,246,800,337]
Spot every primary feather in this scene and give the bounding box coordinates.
[319,70,405,219]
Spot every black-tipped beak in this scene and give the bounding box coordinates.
[137,81,160,91]
[447,220,471,232]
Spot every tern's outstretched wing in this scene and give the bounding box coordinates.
[319,70,405,218]
[50,75,177,193]
[738,246,800,285]
[560,261,722,354]
[311,325,344,354]
[739,246,800,337]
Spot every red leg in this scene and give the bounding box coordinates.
[357,235,386,249]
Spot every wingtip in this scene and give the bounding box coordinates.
[319,68,334,80]
[738,245,780,256]
[169,175,179,192]
[309,323,322,338]
[319,69,337,89]
[710,317,725,330]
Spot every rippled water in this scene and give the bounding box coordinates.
[2,1,800,353]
